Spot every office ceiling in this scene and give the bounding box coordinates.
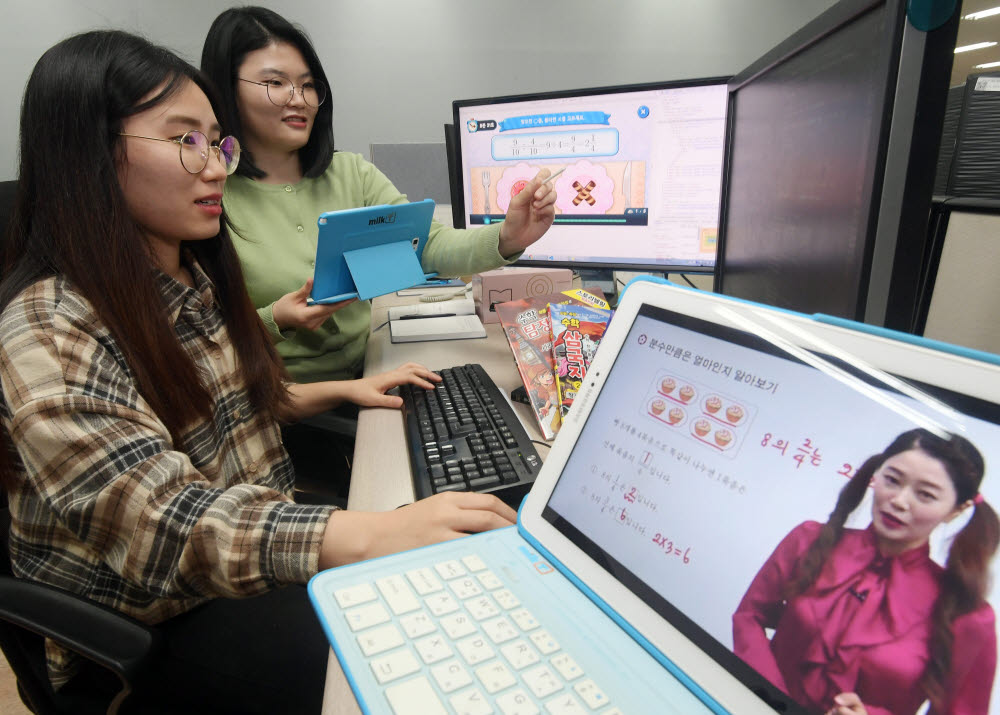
[952,0,1000,86]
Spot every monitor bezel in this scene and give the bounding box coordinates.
[451,77,732,274]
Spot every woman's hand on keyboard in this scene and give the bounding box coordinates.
[346,363,441,409]
[319,492,516,567]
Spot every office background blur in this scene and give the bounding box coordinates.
[0,0,846,180]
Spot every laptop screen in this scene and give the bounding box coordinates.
[542,302,1000,713]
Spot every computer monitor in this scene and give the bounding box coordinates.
[452,78,730,273]
[714,0,959,330]
[715,0,958,331]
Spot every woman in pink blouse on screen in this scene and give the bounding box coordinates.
[733,428,999,715]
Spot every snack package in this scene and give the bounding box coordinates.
[495,288,608,439]
[548,303,612,418]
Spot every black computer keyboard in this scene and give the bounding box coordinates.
[399,363,543,508]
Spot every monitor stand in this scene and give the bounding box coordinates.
[577,269,673,305]
[577,268,617,302]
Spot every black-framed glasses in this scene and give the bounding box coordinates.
[239,77,327,108]
[118,131,241,175]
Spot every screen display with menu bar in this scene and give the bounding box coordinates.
[453,79,729,272]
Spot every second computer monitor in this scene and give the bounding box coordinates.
[714,0,959,329]
[452,79,730,273]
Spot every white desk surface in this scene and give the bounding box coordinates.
[320,289,548,714]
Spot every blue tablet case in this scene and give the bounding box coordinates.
[618,274,1000,369]
[310,199,437,303]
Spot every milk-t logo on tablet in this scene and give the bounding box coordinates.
[368,211,396,226]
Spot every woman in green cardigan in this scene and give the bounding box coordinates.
[201,6,557,384]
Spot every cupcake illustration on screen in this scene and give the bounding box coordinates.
[714,428,734,448]
[704,395,722,414]
[650,398,666,416]
[693,418,711,437]
[660,377,676,395]
[725,404,745,425]
[678,385,695,403]
[668,407,685,425]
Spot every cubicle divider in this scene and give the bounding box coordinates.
[917,198,1000,354]
[368,142,451,206]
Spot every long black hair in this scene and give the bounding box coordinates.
[786,428,999,707]
[200,6,335,179]
[0,30,289,483]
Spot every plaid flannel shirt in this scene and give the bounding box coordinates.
[0,258,336,686]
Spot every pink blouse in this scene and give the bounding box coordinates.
[732,521,996,715]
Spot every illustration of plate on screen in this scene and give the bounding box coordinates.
[554,160,614,214]
[496,162,542,214]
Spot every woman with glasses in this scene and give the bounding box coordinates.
[1,30,516,713]
[200,6,558,385]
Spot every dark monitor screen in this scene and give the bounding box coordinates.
[715,0,900,320]
[452,79,729,272]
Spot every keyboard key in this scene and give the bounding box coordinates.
[376,575,420,615]
[482,617,518,644]
[435,560,467,580]
[449,687,493,715]
[510,608,540,632]
[475,660,517,694]
[431,659,473,693]
[529,629,560,655]
[544,692,586,714]
[385,676,447,715]
[497,688,541,715]
[523,664,562,698]
[356,623,405,657]
[467,595,500,621]
[426,592,461,617]
[573,680,609,709]
[493,588,521,609]
[501,639,541,670]
[370,648,421,684]
[440,612,478,639]
[333,582,377,608]
[344,602,390,632]
[399,610,436,638]
[415,634,454,664]
[456,635,495,665]
[469,475,501,489]
[476,570,504,590]
[450,576,483,600]
[405,567,443,595]
[550,653,583,681]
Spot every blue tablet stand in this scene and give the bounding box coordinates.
[310,199,438,303]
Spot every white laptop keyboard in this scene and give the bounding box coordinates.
[334,552,621,715]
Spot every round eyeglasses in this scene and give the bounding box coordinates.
[239,77,327,108]
[118,131,241,175]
